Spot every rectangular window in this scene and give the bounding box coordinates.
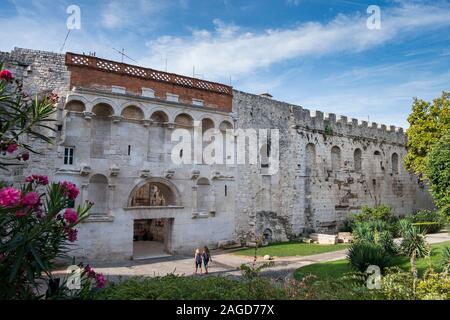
[128,145,131,156]
[225,185,228,197]
[64,147,74,165]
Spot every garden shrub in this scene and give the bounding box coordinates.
[406,210,445,234]
[342,205,400,236]
[380,267,415,300]
[96,274,286,300]
[352,220,397,254]
[347,242,393,272]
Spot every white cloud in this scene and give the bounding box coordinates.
[140,3,450,80]
[101,0,166,29]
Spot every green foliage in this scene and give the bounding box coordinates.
[399,219,430,278]
[380,267,450,300]
[285,273,379,300]
[352,220,397,254]
[0,181,92,299]
[441,246,450,273]
[343,205,399,236]
[426,131,450,218]
[406,210,445,234]
[0,63,57,170]
[96,274,286,300]
[347,242,393,272]
[404,91,450,179]
[380,267,416,300]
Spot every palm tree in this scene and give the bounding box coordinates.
[399,219,430,279]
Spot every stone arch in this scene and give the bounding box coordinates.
[201,117,215,133]
[92,103,114,117]
[150,110,169,124]
[331,146,341,171]
[354,148,362,172]
[128,178,181,207]
[65,100,86,112]
[174,113,194,127]
[121,105,144,120]
[197,177,212,213]
[91,98,117,114]
[87,174,109,215]
[373,150,383,173]
[391,152,399,174]
[219,120,233,131]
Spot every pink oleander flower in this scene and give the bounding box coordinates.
[0,187,22,208]
[20,153,29,161]
[60,181,79,200]
[25,174,49,186]
[66,228,78,242]
[22,192,40,207]
[95,273,106,289]
[6,143,18,154]
[0,69,13,81]
[63,208,78,224]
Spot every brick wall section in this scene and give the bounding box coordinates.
[66,53,233,112]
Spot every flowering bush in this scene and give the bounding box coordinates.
[0,66,102,299]
[0,175,92,299]
[0,63,56,169]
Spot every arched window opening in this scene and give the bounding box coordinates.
[392,153,399,174]
[354,148,362,172]
[331,146,341,171]
[130,182,176,207]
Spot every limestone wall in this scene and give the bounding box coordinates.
[232,90,434,241]
[0,48,435,261]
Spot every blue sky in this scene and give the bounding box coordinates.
[1,0,449,127]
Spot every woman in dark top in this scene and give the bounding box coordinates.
[202,246,212,274]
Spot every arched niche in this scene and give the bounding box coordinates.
[92,103,114,117]
[65,100,86,112]
[354,148,362,172]
[129,178,181,207]
[121,105,144,120]
[331,146,341,171]
[150,110,169,124]
[174,113,193,127]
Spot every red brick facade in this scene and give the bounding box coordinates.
[65,52,233,112]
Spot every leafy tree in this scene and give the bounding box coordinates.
[426,131,450,218]
[404,91,449,179]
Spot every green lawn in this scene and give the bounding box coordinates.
[233,242,348,257]
[294,241,450,280]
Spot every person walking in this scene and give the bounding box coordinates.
[194,248,203,275]
[202,246,212,274]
